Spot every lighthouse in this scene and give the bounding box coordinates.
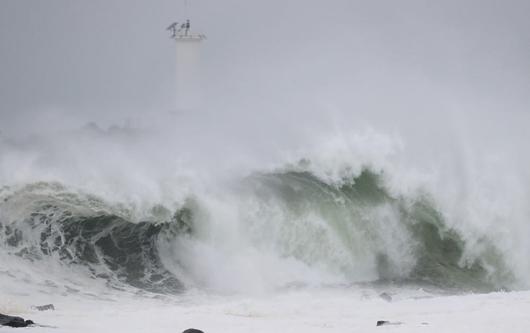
[167,20,206,111]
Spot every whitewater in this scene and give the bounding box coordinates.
[2,1,530,331]
[1,112,530,332]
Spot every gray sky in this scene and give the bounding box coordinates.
[1,0,529,135]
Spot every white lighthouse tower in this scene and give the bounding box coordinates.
[167,20,206,111]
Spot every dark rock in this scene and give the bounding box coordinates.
[376,320,402,327]
[183,329,204,333]
[0,313,34,328]
[377,320,390,326]
[379,292,392,302]
[32,304,55,311]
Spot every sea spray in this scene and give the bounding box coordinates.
[0,165,513,295]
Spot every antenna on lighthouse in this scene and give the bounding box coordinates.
[167,20,205,40]
[166,22,178,38]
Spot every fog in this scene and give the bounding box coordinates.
[1,1,529,125]
[1,0,529,183]
[1,0,530,297]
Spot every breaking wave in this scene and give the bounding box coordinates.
[0,166,514,295]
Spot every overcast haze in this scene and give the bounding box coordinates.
[1,0,529,138]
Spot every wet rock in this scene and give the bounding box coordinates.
[0,313,34,328]
[183,329,204,333]
[379,292,392,302]
[32,304,55,311]
[376,320,402,327]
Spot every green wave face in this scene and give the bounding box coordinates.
[0,169,514,294]
[241,169,512,292]
[0,184,195,294]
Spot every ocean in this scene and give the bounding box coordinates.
[1,121,529,332]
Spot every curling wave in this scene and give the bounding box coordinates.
[0,167,513,295]
[0,182,194,293]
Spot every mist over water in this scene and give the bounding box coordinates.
[1,0,530,298]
